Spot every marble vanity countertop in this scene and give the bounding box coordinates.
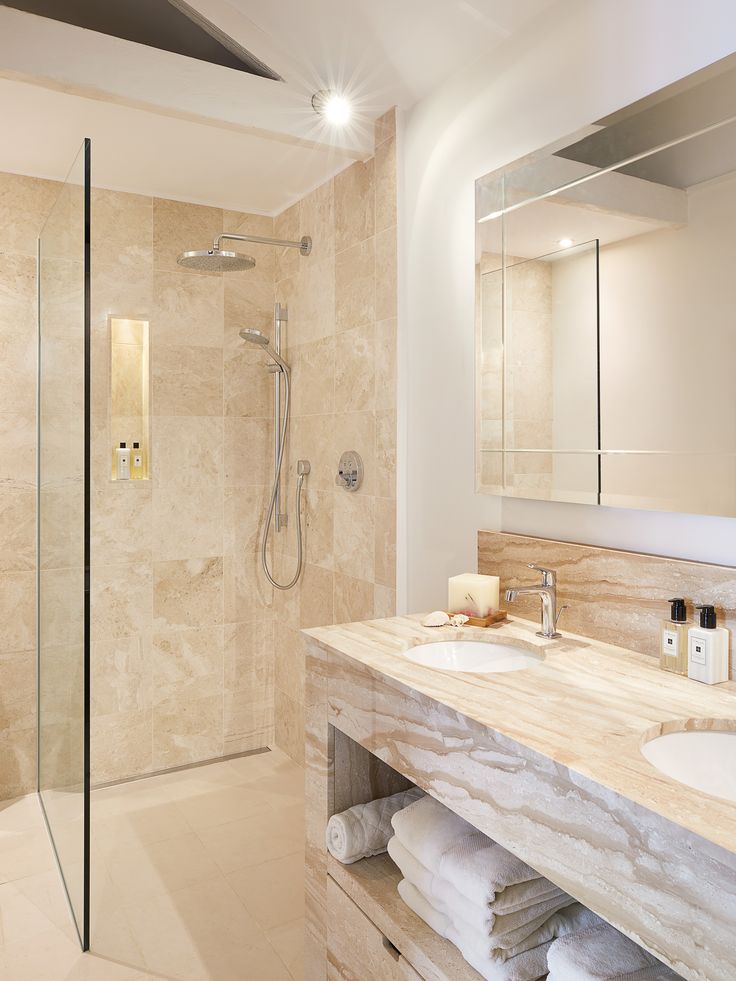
[304,614,736,854]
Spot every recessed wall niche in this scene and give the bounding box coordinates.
[109,316,150,480]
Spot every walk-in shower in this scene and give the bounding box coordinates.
[177,231,311,589]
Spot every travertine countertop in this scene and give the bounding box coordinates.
[305,614,736,854]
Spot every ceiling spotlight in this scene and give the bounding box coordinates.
[558,238,574,248]
[312,90,351,126]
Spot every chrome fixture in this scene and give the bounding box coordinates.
[240,307,309,591]
[177,231,312,272]
[504,564,567,639]
[335,450,363,492]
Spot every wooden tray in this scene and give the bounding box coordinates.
[448,609,508,628]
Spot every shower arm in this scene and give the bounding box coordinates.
[214,231,312,256]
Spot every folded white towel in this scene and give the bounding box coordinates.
[326,787,423,864]
[387,836,575,948]
[392,796,539,906]
[547,922,680,980]
[397,878,550,981]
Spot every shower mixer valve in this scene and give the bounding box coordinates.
[336,450,363,492]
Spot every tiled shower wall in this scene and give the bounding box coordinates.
[0,107,397,796]
[270,109,398,764]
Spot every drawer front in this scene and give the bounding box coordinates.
[327,877,423,981]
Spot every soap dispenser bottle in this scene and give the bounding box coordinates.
[687,605,729,685]
[115,442,130,480]
[660,597,689,676]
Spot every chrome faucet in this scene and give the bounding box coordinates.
[505,564,567,639]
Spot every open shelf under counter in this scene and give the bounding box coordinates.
[327,852,483,981]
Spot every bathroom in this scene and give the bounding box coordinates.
[0,0,735,979]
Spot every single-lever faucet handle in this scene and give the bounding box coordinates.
[527,563,556,587]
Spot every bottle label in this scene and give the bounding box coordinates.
[662,629,678,658]
[689,636,707,665]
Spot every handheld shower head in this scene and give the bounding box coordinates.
[177,247,255,272]
[239,327,289,373]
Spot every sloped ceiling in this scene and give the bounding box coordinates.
[0,0,558,213]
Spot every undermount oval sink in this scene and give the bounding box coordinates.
[402,640,543,675]
[641,725,736,802]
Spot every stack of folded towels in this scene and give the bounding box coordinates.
[390,795,602,981]
[546,922,682,980]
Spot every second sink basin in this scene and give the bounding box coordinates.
[641,725,736,803]
[402,639,543,674]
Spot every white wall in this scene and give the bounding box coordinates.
[399,0,736,613]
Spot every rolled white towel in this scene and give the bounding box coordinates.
[546,922,680,980]
[392,795,540,905]
[387,836,575,949]
[548,969,681,981]
[397,878,551,981]
[326,787,423,864]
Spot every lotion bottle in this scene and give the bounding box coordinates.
[687,605,729,685]
[660,597,689,676]
[131,441,144,480]
[116,442,130,481]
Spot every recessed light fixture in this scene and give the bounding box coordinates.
[311,90,351,126]
[558,238,574,248]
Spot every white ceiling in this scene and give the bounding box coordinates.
[0,0,558,213]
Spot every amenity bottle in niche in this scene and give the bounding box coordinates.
[688,605,729,685]
[131,441,145,480]
[659,597,689,676]
[115,442,130,480]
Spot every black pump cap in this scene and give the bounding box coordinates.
[696,604,717,629]
[133,441,140,449]
[668,598,687,623]
[119,442,126,449]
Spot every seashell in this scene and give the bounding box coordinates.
[422,610,450,627]
[449,614,469,627]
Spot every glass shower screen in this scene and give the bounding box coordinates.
[37,138,91,949]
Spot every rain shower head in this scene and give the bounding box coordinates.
[239,327,270,346]
[177,247,256,272]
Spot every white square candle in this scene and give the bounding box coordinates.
[448,573,500,618]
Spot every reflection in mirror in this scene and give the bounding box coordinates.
[476,51,736,517]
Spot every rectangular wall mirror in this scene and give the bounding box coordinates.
[476,52,736,517]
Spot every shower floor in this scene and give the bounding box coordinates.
[0,748,305,979]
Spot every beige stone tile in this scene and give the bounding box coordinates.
[375,317,397,411]
[196,803,304,875]
[173,783,272,833]
[335,324,375,412]
[283,257,336,345]
[333,575,374,624]
[92,188,152,269]
[274,624,305,704]
[0,172,60,255]
[0,253,37,418]
[0,572,35,654]
[375,225,397,321]
[91,635,152,717]
[222,209,277,281]
[0,728,36,806]
[91,260,153,337]
[333,491,375,582]
[153,690,224,769]
[224,269,276,349]
[375,408,397,499]
[335,159,375,253]
[288,416,335,494]
[92,799,193,862]
[153,557,223,630]
[299,179,334,259]
[290,337,335,417]
[375,136,397,233]
[335,238,375,332]
[0,486,35,572]
[374,584,396,619]
[268,917,304,981]
[224,484,269,557]
[91,481,152,567]
[224,620,274,691]
[0,823,56,884]
[152,344,223,416]
[223,686,274,754]
[105,831,223,906]
[297,564,334,630]
[91,710,153,784]
[153,197,223,274]
[334,411,376,496]
[0,412,35,489]
[301,487,333,571]
[152,268,224,348]
[91,562,153,641]
[275,202,301,282]
[152,625,224,701]
[224,344,272,417]
[374,107,396,148]
[227,852,304,931]
[374,497,397,588]
[274,691,306,767]
[224,416,270,485]
[0,924,146,979]
[223,550,274,624]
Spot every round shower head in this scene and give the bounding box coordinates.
[239,328,270,346]
[177,247,256,272]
